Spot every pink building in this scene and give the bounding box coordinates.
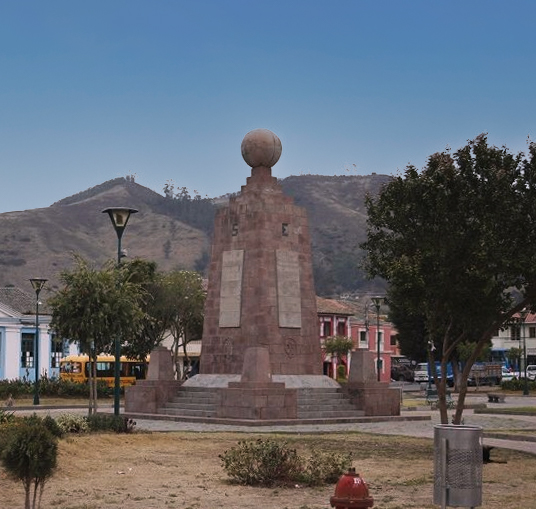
[317,297,353,378]
[317,297,398,382]
[350,310,397,383]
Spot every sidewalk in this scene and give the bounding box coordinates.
[12,394,536,455]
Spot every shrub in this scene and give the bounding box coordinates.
[0,379,33,399]
[0,376,113,400]
[55,413,89,434]
[300,449,352,485]
[501,379,536,391]
[1,422,58,509]
[336,364,347,382]
[220,439,351,487]
[86,414,136,433]
[220,439,303,486]
[0,408,15,424]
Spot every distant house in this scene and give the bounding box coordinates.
[349,303,397,383]
[490,312,536,369]
[0,287,73,381]
[317,296,397,382]
[317,297,353,378]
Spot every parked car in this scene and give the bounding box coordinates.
[500,367,515,382]
[413,362,454,387]
[525,365,536,381]
[413,362,430,383]
[390,355,415,382]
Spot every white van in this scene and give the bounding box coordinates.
[413,363,429,383]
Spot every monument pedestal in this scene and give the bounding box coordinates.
[219,382,298,420]
[344,350,401,416]
[217,347,298,420]
[125,346,181,414]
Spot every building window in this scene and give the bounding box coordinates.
[390,333,398,346]
[337,321,346,336]
[377,358,384,373]
[21,333,35,368]
[323,321,332,337]
[359,330,368,345]
[377,331,384,351]
[511,325,521,341]
[51,337,64,368]
[530,327,536,339]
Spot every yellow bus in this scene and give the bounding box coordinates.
[59,355,149,388]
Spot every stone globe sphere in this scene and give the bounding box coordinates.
[241,129,282,168]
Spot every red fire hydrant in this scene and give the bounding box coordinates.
[330,468,374,509]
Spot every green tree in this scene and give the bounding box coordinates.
[1,422,58,509]
[49,256,144,414]
[507,347,523,374]
[323,336,354,381]
[164,270,206,379]
[120,259,174,360]
[363,135,536,423]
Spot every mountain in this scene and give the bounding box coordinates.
[0,174,390,295]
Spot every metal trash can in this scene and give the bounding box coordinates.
[434,424,483,508]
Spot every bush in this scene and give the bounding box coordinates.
[19,414,64,439]
[86,414,136,433]
[0,379,33,399]
[219,438,352,487]
[1,422,58,509]
[300,449,352,485]
[0,408,15,424]
[336,365,347,382]
[55,413,89,434]
[501,379,536,391]
[220,439,302,486]
[0,376,112,400]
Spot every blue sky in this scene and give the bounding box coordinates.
[1,1,534,213]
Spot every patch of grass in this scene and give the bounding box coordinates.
[475,406,536,415]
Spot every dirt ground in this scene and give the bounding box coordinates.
[1,431,535,509]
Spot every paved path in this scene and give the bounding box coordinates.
[13,393,536,454]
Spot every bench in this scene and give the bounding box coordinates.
[426,388,454,409]
[487,393,506,403]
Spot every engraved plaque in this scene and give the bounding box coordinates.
[276,250,302,328]
[219,250,244,327]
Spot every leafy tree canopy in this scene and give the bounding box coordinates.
[323,336,354,357]
[49,255,144,356]
[362,135,536,422]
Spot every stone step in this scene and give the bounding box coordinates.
[298,409,365,418]
[298,392,346,401]
[298,403,357,412]
[164,401,217,411]
[157,385,365,421]
[158,407,216,418]
[170,394,219,403]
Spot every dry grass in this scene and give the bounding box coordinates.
[1,431,535,509]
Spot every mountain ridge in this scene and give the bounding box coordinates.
[0,174,390,296]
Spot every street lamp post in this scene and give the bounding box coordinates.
[519,309,529,396]
[371,297,384,382]
[102,207,138,416]
[29,278,48,406]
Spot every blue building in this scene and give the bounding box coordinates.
[0,287,72,381]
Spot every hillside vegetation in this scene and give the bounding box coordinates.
[0,174,389,296]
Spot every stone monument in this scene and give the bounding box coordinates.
[199,128,322,377]
[126,129,401,422]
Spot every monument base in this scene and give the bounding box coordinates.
[125,346,181,414]
[342,382,400,416]
[219,382,298,420]
[125,379,182,414]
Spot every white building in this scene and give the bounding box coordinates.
[490,312,536,369]
[0,287,74,381]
